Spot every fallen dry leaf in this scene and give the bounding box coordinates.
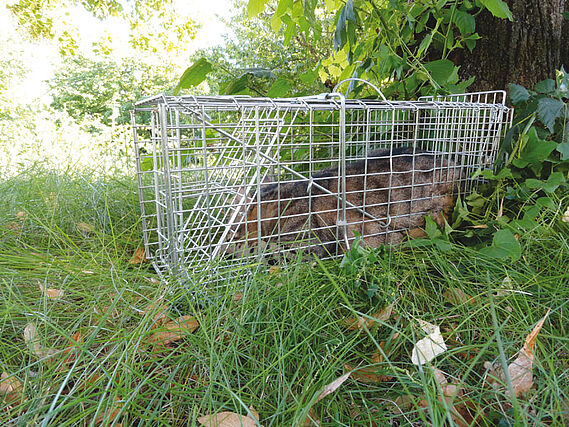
[344,363,392,384]
[299,407,320,426]
[443,288,475,305]
[316,372,351,402]
[562,206,569,223]
[23,322,57,359]
[129,246,147,264]
[268,266,280,275]
[38,281,64,299]
[16,211,27,221]
[248,406,260,423]
[341,302,394,330]
[76,222,95,233]
[197,411,259,427]
[484,310,550,397]
[137,296,169,324]
[62,332,84,364]
[5,221,21,231]
[0,371,24,407]
[411,320,447,366]
[149,315,199,346]
[469,224,489,229]
[233,292,243,302]
[433,368,475,427]
[95,395,123,425]
[371,338,396,364]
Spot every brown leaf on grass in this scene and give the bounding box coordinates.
[316,372,351,402]
[233,292,243,302]
[370,337,397,364]
[5,221,21,231]
[23,322,57,359]
[76,222,95,233]
[137,297,169,324]
[197,411,259,427]
[484,310,550,397]
[149,315,199,346]
[16,211,27,221]
[38,281,64,299]
[75,373,102,392]
[341,302,394,330]
[268,266,280,275]
[299,408,320,426]
[443,288,475,305]
[0,372,24,407]
[344,364,392,384]
[129,246,147,264]
[94,395,123,426]
[62,332,83,364]
[248,406,260,423]
[433,368,475,427]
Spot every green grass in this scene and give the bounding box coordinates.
[1,167,568,426]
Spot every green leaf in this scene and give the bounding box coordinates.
[275,0,293,16]
[556,141,569,160]
[525,172,565,193]
[454,9,475,35]
[563,11,569,20]
[300,69,318,84]
[509,83,530,104]
[298,15,311,34]
[173,58,213,95]
[423,59,456,86]
[281,14,297,45]
[479,0,512,20]
[247,0,269,17]
[518,127,557,165]
[537,97,564,132]
[536,196,557,209]
[424,215,442,239]
[334,0,355,51]
[417,34,433,56]
[476,168,513,180]
[267,77,292,97]
[534,79,556,94]
[479,229,521,260]
[222,74,250,95]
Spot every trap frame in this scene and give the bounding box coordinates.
[132,85,512,283]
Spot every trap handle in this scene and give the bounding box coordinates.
[333,78,388,101]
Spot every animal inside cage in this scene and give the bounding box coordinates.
[131,88,512,283]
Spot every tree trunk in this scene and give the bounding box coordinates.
[458,0,569,93]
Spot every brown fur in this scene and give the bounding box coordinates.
[225,147,457,257]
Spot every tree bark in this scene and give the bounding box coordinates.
[458,0,569,93]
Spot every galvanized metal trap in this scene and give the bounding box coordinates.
[131,88,512,284]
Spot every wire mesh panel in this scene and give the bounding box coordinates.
[131,91,512,283]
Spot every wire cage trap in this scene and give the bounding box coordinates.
[131,86,512,283]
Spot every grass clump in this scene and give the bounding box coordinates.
[1,166,568,425]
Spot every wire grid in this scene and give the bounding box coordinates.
[131,92,512,283]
